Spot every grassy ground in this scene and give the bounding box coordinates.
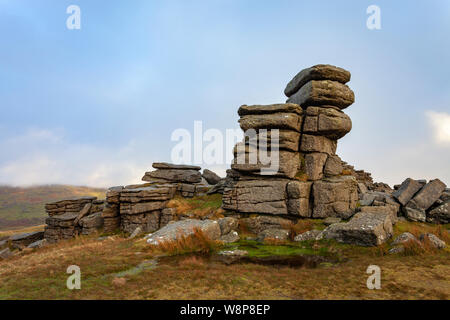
[0,220,449,300]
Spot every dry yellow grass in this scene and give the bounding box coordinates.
[0,221,449,300]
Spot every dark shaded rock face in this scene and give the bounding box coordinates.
[202,169,221,185]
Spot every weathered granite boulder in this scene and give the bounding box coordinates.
[284,64,351,97]
[27,239,47,249]
[232,147,300,179]
[219,231,240,243]
[223,179,289,215]
[202,169,221,185]
[427,199,449,224]
[246,130,301,152]
[45,196,97,217]
[0,248,12,260]
[322,211,393,246]
[392,232,418,246]
[142,169,202,184]
[239,113,302,132]
[402,200,426,222]
[304,152,328,180]
[145,219,221,245]
[408,179,446,211]
[10,231,44,249]
[392,178,423,206]
[419,233,446,249]
[323,154,343,176]
[218,217,239,235]
[286,180,312,217]
[300,134,337,155]
[311,176,358,218]
[287,80,355,109]
[303,106,352,139]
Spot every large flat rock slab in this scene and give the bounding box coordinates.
[238,103,303,116]
[322,211,393,246]
[145,219,221,245]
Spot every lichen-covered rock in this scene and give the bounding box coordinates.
[293,229,323,241]
[232,147,300,179]
[219,231,240,243]
[284,64,351,97]
[392,178,423,206]
[286,180,312,217]
[427,199,449,224]
[223,179,289,215]
[257,228,290,242]
[304,152,328,180]
[145,219,221,245]
[408,179,446,211]
[392,232,418,246]
[312,176,358,218]
[246,130,301,152]
[322,211,393,246]
[239,113,302,132]
[218,217,239,235]
[142,169,202,184]
[303,107,352,139]
[419,233,446,249]
[202,169,221,185]
[300,134,337,155]
[324,155,343,176]
[287,80,355,109]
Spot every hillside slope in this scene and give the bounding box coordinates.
[0,185,106,230]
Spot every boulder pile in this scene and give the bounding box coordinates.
[393,178,448,223]
[44,197,104,243]
[223,65,358,220]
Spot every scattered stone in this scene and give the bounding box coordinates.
[219,231,240,243]
[419,233,446,249]
[10,231,44,249]
[257,228,290,242]
[218,249,248,257]
[388,246,405,254]
[294,229,323,241]
[128,226,143,239]
[202,169,221,185]
[0,248,13,260]
[27,239,47,249]
[218,217,239,235]
[392,232,418,246]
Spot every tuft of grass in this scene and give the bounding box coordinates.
[148,228,222,256]
[166,194,224,219]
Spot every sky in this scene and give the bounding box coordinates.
[0,0,449,188]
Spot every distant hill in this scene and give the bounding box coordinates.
[0,185,106,230]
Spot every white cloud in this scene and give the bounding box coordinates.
[426,110,450,144]
[0,128,153,188]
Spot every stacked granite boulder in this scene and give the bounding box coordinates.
[142,163,210,198]
[393,178,448,223]
[223,64,358,220]
[44,197,104,243]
